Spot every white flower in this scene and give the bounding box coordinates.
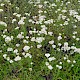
[49,40,54,44]
[56,65,62,69]
[37,44,42,48]
[44,19,53,24]
[58,36,62,40]
[17,34,24,39]
[59,62,62,64]
[0,21,7,27]
[23,46,30,52]
[13,49,18,54]
[16,14,21,17]
[16,44,20,47]
[69,10,78,16]
[61,42,70,51]
[44,1,48,4]
[48,32,53,36]
[71,46,76,50]
[59,33,62,35]
[14,56,21,61]
[52,45,56,48]
[56,65,59,68]
[11,36,13,40]
[39,15,46,22]
[3,29,7,34]
[75,15,80,21]
[64,57,67,60]
[71,64,74,67]
[36,37,45,43]
[25,36,29,39]
[7,47,13,51]
[29,54,32,58]
[29,31,33,34]
[1,3,5,6]
[73,60,76,63]
[64,46,70,51]
[9,60,13,63]
[28,19,33,22]
[25,13,30,16]
[21,17,26,20]
[41,25,46,28]
[2,35,6,38]
[23,40,28,43]
[0,50,2,52]
[62,10,67,13]
[30,62,33,65]
[67,60,71,63]
[13,13,17,15]
[18,20,25,25]
[48,57,56,61]
[16,7,19,10]
[24,53,32,58]
[62,15,66,20]
[38,10,43,13]
[48,65,53,70]
[73,31,77,35]
[15,27,19,30]
[12,19,16,23]
[58,43,62,46]
[67,18,70,21]
[76,38,79,41]
[58,66,62,69]
[40,28,47,35]
[6,57,10,61]
[3,44,6,46]
[63,21,68,25]
[51,3,57,6]
[73,25,77,28]
[38,5,43,8]
[72,36,76,39]
[60,24,63,26]
[64,42,68,46]
[74,48,80,53]
[5,36,12,43]
[45,53,50,58]
[0,9,3,12]
[22,52,25,56]
[3,54,7,58]
[29,68,32,71]
[31,37,36,41]
[21,32,24,34]
[45,62,49,66]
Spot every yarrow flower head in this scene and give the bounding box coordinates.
[23,46,30,52]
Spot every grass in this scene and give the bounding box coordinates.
[0,0,80,80]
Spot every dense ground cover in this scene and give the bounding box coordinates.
[0,0,80,80]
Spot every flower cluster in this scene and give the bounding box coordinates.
[0,0,80,72]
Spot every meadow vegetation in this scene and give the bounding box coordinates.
[0,0,80,80]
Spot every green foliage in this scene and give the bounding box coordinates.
[0,0,80,80]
